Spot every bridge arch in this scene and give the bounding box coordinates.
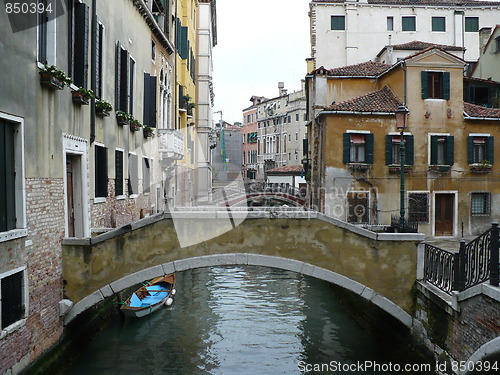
[465,336,500,374]
[64,253,412,330]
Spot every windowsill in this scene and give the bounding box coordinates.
[94,197,107,204]
[471,214,491,217]
[129,194,138,199]
[116,195,127,200]
[346,163,370,171]
[469,164,492,173]
[0,318,27,340]
[424,98,446,101]
[0,228,28,243]
[429,165,451,172]
[388,165,413,173]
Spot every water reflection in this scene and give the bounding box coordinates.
[66,266,431,375]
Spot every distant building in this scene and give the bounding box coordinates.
[212,122,243,183]
[309,0,500,69]
[242,96,265,180]
[472,24,500,84]
[256,83,307,180]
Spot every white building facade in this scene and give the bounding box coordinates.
[310,0,500,69]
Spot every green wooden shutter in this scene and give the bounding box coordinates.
[0,121,16,232]
[486,136,494,164]
[303,138,308,157]
[446,136,454,165]
[95,21,103,98]
[385,135,392,165]
[467,136,474,164]
[421,71,429,99]
[115,150,123,196]
[95,146,108,198]
[443,72,450,100]
[180,26,188,60]
[120,48,129,111]
[143,72,150,126]
[406,135,414,165]
[73,3,89,88]
[343,133,351,164]
[115,42,121,110]
[365,133,374,164]
[430,135,438,165]
[149,76,157,127]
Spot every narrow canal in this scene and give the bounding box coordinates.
[64,266,434,374]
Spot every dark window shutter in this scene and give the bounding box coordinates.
[180,26,188,59]
[38,2,48,64]
[343,133,351,164]
[95,22,103,98]
[443,72,450,100]
[421,71,429,99]
[176,18,181,54]
[446,136,454,165]
[406,135,414,165]
[115,150,123,196]
[149,76,157,127]
[95,146,108,198]
[115,42,122,110]
[385,135,392,165]
[365,133,374,164]
[119,48,129,111]
[303,138,308,156]
[0,121,16,232]
[129,57,134,115]
[430,135,438,165]
[143,72,151,126]
[73,3,89,88]
[467,136,474,164]
[1,271,23,329]
[486,136,494,164]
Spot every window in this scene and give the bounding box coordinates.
[465,17,479,32]
[495,36,500,54]
[296,113,299,121]
[331,15,345,30]
[115,43,129,112]
[467,136,494,164]
[143,157,150,194]
[421,71,450,100]
[430,135,454,165]
[402,16,416,31]
[1,268,27,330]
[37,0,56,65]
[95,21,104,98]
[94,145,108,198]
[151,39,156,61]
[385,135,414,165]
[0,116,25,237]
[408,193,429,223]
[129,57,135,115]
[343,133,374,164]
[471,192,490,215]
[387,16,394,31]
[432,17,445,32]
[347,192,369,223]
[128,153,138,196]
[115,150,124,196]
[72,2,90,88]
[143,73,157,128]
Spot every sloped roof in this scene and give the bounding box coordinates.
[327,61,392,77]
[325,86,402,113]
[266,165,304,174]
[390,41,465,52]
[464,102,500,119]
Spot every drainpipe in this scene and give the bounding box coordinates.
[90,0,97,144]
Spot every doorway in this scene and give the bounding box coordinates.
[65,153,85,237]
[434,193,454,236]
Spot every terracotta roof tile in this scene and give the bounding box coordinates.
[325,86,402,113]
[464,102,500,119]
[313,0,500,5]
[390,40,465,51]
[328,61,392,77]
[266,165,304,174]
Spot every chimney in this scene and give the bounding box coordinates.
[278,82,287,97]
[479,27,492,54]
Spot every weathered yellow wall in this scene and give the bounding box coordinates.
[63,217,419,312]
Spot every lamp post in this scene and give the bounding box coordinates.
[395,105,409,230]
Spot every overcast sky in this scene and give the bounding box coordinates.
[212,0,310,124]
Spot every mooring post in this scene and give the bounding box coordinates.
[490,222,499,287]
[453,240,466,292]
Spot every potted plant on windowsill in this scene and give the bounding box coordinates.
[388,164,413,174]
[130,117,142,131]
[470,160,492,173]
[116,110,132,126]
[95,99,113,117]
[143,126,154,138]
[39,65,72,90]
[187,102,196,116]
[72,87,94,105]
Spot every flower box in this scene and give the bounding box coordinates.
[96,107,110,117]
[71,91,89,105]
[388,165,413,174]
[116,111,131,126]
[347,163,370,171]
[130,122,142,131]
[143,127,154,138]
[469,164,492,173]
[39,71,65,90]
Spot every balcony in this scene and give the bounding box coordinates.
[264,153,275,160]
[158,129,185,160]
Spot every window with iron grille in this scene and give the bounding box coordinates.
[471,192,490,216]
[1,269,25,330]
[408,193,429,223]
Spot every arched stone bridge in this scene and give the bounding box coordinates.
[62,210,423,327]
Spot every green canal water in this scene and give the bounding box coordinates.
[64,266,435,374]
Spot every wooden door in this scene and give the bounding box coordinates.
[435,194,454,236]
[66,159,75,237]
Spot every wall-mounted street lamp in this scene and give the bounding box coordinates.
[395,105,409,230]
